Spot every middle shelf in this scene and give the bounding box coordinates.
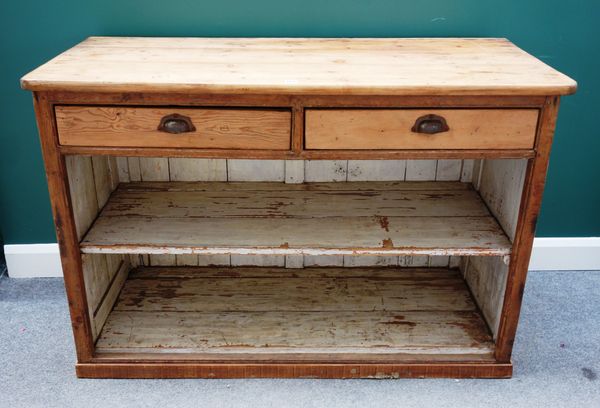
[80,181,511,256]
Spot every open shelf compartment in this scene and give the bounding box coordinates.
[94,266,495,362]
[64,156,525,376]
[80,181,511,257]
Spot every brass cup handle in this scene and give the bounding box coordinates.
[411,114,449,134]
[157,114,196,134]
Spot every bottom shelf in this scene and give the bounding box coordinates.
[96,266,495,362]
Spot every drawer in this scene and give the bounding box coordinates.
[55,106,291,150]
[305,109,539,150]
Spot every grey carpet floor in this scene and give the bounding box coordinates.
[0,271,599,408]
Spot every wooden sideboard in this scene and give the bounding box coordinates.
[21,37,576,379]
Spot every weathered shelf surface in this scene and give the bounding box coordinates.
[21,37,576,95]
[80,181,511,256]
[96,267,495,360]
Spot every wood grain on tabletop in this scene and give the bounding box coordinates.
[21,37,577,95]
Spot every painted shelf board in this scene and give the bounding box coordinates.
[95,267,495,360]
[21,37,576,95]
[80,181,512,256]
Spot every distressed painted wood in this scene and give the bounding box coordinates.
[304,255,343,267]
[21,37,576,95]
[436,160,463,181]
[285,255,304,268]
[460,157,528,340]
[230,255,285,267]
[347,160,406,181]
[344,256,398,267]
[91,156,112,208]
[477,158,528,241]
[96,267,493,358]
[284,160,304,184]
[197,255,231,266]
[168,158,227,181]
[80,181,511,256]
[117,179,470,192]
[461,256,509,338]
[115,157,130,182]
[227,159,285,182]
[99,183,492,219]
[304,160,347,182]
[149,254,177,266]
[81,216,511,256]
[127,157,141,182]
[139,158,169,182]
[65,155,98,240]
[306,109,538,150]
[92,258,130,338]
[405,160,437,181]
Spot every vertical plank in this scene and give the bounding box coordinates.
[107,156,120,189]
[449,256,462,268]
[472,159,484,188]
[305,160,347,182]
[91,156,112,209]
[285,255,304,268]
[405,160,437,181]
[65,155,99,241]
[169,158,227,181]
[137,254,150,267]
[429,256,450,267]
[176,254,199,266]
[435,159,462,181]
[460,159,474,182]
[127,157,141,181]
[343,256,398,267]
[115,156,130,183]
[105,254,124,281]
[400,255,429,267]
[149,254,177,266]
[347,160,406,181]
[197,255,231,266]
[303,255,344,267]
[128,254,141,268]
[227,159,285,181]
[81,254,110,313]
[285,160,305,184]
[139,157,170,181]
[230,255,285,267]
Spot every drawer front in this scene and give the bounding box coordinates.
[305,109,539,150]
[56,106,291,150]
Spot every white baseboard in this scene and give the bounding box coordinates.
[4,244,63,278]
[4,238,600,278]
[528,237,600,271]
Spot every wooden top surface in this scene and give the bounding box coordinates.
[21,37,576,96]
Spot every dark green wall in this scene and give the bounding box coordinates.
[1,0,598,243]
